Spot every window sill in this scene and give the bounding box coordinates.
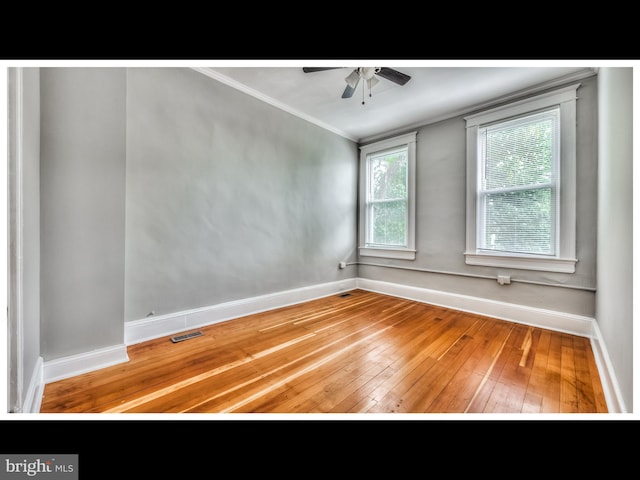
[464,252,576,273]
[359,247,416,261]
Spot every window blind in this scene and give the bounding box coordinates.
[478,108,559,256]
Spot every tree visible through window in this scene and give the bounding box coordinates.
[368,147,408,247]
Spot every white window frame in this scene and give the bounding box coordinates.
[359,131,417,260]
[464,84,579,273]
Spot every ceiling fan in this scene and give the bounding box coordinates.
[302,67,411,103]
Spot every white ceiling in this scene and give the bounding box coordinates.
[198,63,598,143]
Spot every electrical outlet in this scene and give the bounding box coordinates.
[339,262,347,269]
[497,275,511,285]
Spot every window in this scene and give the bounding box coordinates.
[464,84,579,273]
[359,132,416,260]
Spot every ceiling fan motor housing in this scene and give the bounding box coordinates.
[303,66,411,100]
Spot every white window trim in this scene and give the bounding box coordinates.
[359,131,417,260]
[464,84,579,273]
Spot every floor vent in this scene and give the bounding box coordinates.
[171,331,203,343]
[339,293,351,298]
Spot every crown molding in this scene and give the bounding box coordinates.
[192,67,358,143]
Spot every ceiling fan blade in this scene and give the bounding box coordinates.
[341,78,359,98]
[302,67,341,73]
[376,67,411,86]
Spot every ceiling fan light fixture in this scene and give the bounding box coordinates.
[361,67,378,80]
[367,76,379,89]
[304,66,411,102]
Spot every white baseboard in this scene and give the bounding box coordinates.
[43,345,129,385]
[125,278,358,345]
[357,277,594,336]
[22,356,44,414]
[589,321,627,413]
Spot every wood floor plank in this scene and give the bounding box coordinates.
[184,298,420,413]
[572,336,598,413]
[224,307,405,413]
[426,318,507,412]
[484,324,534,413]
[251,303,434,413]
[482,380,527,413]
[397,315,491,412]
[253,340,391,413]
[541,331,563,413]
[364,312,487,413]
[355,311,463,413]
[39,290,609,415]
[463,322,516,413]
[560,333,580,413]
[521,328,552,413]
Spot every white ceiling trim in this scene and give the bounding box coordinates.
[194,66,597,145]
[359,67,598,144]
[192,67,359,142]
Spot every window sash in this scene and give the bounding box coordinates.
[365,147,409,248]
[367,198,408,247]
[478,185,557,256]
[476,107,560,257]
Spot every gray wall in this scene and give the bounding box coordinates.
[124,68,358,321]
[40,68,127,360]
[359,75,599,317]
[596,67,633,412]
[36,66,357,360]
[7,68,41,412]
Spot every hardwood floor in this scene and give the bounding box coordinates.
[39,290,609,414]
